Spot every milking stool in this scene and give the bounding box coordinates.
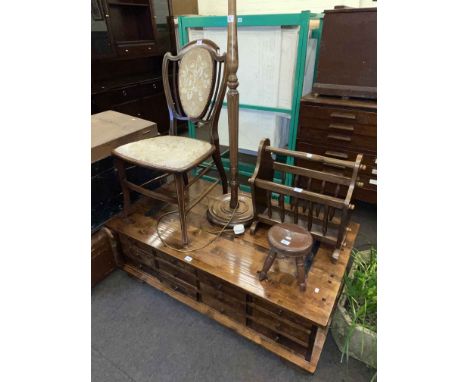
[258,223,313,292]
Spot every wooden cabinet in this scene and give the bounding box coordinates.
[297,94,377,204]
[92,77,170,134]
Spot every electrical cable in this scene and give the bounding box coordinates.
[155,202,239,253]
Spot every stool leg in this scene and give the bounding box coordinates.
[259,249,277,281]
[296,256,306,292]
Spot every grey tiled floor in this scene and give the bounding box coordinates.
[92,202,376,382]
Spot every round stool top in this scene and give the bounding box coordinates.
[267,223,313,256]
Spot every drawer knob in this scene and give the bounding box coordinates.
[122,90,127,96]
[148,47,152,50]
[356,181,364,188]
[277,309,283,316]
[274,335,280,342]
[125,49,129,53]
[173,286,179,291]
[360,164,367,171]
[152,84,157,88]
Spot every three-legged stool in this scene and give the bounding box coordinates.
[258,223,313,292]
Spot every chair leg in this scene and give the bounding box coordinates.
[258,249,277,281]
[212,147,228,194]
[114,158,131,217]
[296,256,307,292]
[174,173,189,247]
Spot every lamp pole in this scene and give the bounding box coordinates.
[207,0,253,227]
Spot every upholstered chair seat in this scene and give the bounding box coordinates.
[114,136,214,172]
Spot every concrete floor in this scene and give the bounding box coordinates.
[92,202,376,382]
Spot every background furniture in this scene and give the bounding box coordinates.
[259,223,313,292]
[113,39,229,246]
[312,7,377,99]
[92,0,173,134]
[92,110,158,163]
[91,111,162,231]
[104,180,361,373]
[297,94,377,203]
[249,138,364,261]
[91,228,117,287]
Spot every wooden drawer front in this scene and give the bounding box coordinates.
[155,251,196,275]
[117,43,156,58]
[120,235,155,269]
[251,296,312,329]
[300,104,376,126]
[157,256,197,287]
[298,125,376,152]
[107,85,140,105]
[139,78,163,98]
[249,307,310,346]
[249,321,308,358]
[157,271,197,300]
[295,141,376,177]
[202,294,245,323]
[200,283,246,311]
[199,272,245,302]
[299,115,376,138]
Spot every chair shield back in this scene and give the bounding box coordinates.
[162,40,227,140]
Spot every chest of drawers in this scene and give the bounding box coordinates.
[297,94,377,203]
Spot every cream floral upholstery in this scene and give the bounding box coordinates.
[114,136,214,172]
[178,47,214,118]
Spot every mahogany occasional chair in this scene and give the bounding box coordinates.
[112,39,228,246]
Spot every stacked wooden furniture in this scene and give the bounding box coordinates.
[91,0,172,133]
[298,7,377,204]
[105,180,360,373]
[297,94,376,203]
[91,111,161,231]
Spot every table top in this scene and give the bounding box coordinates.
[91,111,157,163]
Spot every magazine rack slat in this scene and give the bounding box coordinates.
[249,138,365,262]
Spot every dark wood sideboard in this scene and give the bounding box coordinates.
[297,94,377,204]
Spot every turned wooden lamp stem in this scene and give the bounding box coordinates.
[206,0,253,227]
[227,0,239,209]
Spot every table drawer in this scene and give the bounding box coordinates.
[250,307,310,345]
[248,320,308,358]
[157,271,198,300]
[200,282,246,311]
[119,235,156,269]
[202,293,245,323]
[199,272,245,301]
[300,104,376,126]
[157,256,197,287]
[154,251,196,275]
[251,296,312,329]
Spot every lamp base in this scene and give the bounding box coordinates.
[207,192,254,227]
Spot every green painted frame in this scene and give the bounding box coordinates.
[178,12,323,192]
